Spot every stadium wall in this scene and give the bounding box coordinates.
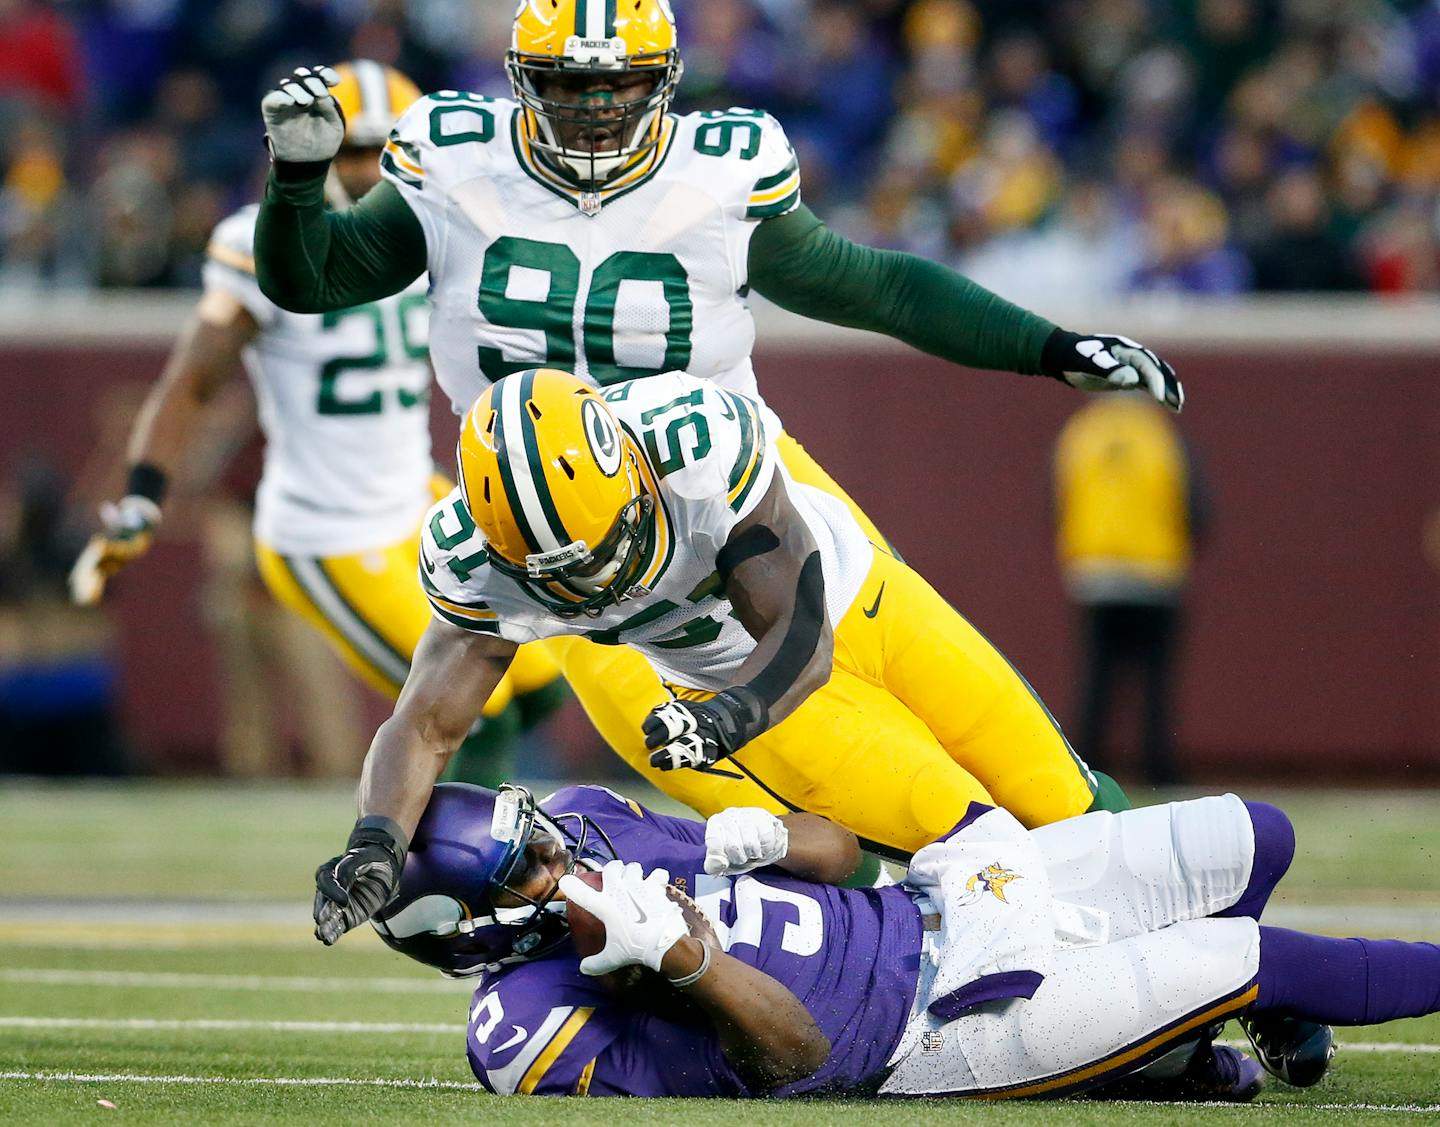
[3,295,1438,781]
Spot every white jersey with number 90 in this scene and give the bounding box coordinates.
[378,93,804,421]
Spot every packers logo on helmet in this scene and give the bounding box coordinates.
[508,0,683,189]
[458,369,653,616]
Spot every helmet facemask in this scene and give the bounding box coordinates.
[488,492,655,617]
[508,44,682,188]
[372,784,617,977]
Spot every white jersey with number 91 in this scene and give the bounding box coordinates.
[204,205,435,556]
[378,93,803,421]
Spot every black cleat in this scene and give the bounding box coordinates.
[1240,1015,1335,1087]
[1089,1041,1265,1103]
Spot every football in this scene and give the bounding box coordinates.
[565,868,608,957]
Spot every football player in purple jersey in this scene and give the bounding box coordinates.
[365,783,1440,1100]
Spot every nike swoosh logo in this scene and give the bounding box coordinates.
[622,887,648,925]
[493,1024,528,1054]
[863,583,886,618]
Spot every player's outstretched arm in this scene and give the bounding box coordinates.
[254,67,427,313]
[643,474,832,772]
[562,862,830,1092]
[70,294,257,606]
[313,619,516,945]
[747,205,1182,412]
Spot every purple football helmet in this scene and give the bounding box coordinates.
[371,782,615,976]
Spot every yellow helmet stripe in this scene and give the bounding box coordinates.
[493,372,570,554]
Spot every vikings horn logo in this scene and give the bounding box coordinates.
[958,863,1022,906]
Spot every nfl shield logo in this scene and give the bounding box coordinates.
[580,192,602,216]
[921,1030,944,1053]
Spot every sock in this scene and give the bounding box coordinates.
[1255,926,1440,1024]
[1085,771,1132,814]
[1217,801,1295,920]
[841,852,886,889]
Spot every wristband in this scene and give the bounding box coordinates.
[1039,328,1079,382]
[667,941,713,988]
[125,463,169,507]
[269,156,332,181]
[709,686,769,753]
[349,814,409,868]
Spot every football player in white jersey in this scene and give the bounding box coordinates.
[313,367,1101,929]
[74,61,562,783]
[253,7,1178,825]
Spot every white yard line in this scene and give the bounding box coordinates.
[0,1017,458,1035]
[0,968,465,994]
[0,1070,1437,1112]
[0,1070,482,1091]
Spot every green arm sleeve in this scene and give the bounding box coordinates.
[746,204,1055,376]
[254,170,428,313]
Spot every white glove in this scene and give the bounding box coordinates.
[262,65,344,163]
[704,807,789,876]
[558,860,690,976]
[1042,330,1184,413]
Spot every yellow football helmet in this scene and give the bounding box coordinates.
[508,0,682,187]
[458,369,654,616]
[329,59,422,148]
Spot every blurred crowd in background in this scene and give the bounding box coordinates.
[2,0,1440,298]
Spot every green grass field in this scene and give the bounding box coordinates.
[2,781,1437,1125]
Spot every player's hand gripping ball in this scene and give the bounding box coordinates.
[562,863,719,983]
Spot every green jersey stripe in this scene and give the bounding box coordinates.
[745,189,801,220]
[516,369,573,548]
[429,599,502,634]
[751,156,799,193]
[379,149,421,188]
[419,565,493,609]
[491,378,544,556]
[728,407,768,513]
[722,391,757,496]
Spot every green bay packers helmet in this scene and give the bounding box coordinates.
[458,369,654,617]
[507,0,682,187]
[330,59,422,148]
[325,60,422,207]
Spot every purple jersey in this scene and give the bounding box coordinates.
[464,785,924,1098]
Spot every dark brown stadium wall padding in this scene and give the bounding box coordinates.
[3,339,1437,779]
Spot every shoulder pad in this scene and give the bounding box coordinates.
[676,109,800,220]
[468,968,617,1096]
[382,92,515,193]
[205,205,260,274]
[420,490,502,634]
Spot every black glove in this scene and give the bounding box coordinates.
[313,816,408,946]
[1041,329,1184,413]
[644,688,769,771]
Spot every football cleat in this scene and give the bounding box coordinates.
[1091,1040,1264,1103]
[1239,1014,1335,1088]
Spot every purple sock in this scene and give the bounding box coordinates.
[1216,801,1295,921]
[1255,926,1440,1024]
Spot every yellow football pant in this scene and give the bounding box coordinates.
[255,503,559,710]
[548,433,1095,855]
